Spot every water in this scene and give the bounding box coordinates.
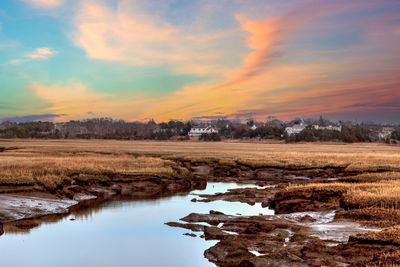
[279,210,380,245]
[0,183,273,267]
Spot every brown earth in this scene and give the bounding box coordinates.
[1,156,398,266]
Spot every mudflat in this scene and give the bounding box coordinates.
[1,139,400,266]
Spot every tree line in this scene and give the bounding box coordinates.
[0,118,399,143]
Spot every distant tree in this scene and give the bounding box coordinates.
[199,133,221,141]
[392,128,400,141]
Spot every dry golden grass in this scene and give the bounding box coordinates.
[0,151,188,189]
[368,251,400,267]
[1,139,399,171]
[1,139,400,206]
[344,181,400,209]
[287,178,400,210]
[340,172,400,183]
[336,208,400,227]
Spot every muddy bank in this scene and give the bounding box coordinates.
[270,188,343,214]
[1,157,395,266]
[0,176,206,230]
[0,194,78,222]
[0,158,345,226]
[194,186,276,207]
[167,199,383,266]
[166,161,400,266]
[167,210,383,266]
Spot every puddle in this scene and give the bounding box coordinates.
[249,250,265,256]
[280,210,380,243]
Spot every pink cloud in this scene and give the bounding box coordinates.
[71,1,239,76]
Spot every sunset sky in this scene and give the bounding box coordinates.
[1,0,399,123]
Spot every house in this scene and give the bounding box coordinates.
[250,125,257,130]
[285,123,306,136]
[313,124,342,132]
[188,126,218,137]
[378,127,395,139]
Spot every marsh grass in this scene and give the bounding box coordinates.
[0,152,188,189]
[340,172,400,183]
[336,208,400,227]
[287,178,400,210]
[1,140,399,171]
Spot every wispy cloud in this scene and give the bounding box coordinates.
[7,47,57,64]
[28,47,57,59]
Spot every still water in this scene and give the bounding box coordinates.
[0,183,273,267]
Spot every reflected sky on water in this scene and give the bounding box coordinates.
[0,183,273,267]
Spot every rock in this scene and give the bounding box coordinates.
[204,226,230,240]
[191,198,197,202]
[210,210,225,215]
[183,233,196,237]
[238,260,255,267]
[299,215,316,223]
[205,241,257,267]
[244,222,277,234]
[165,222,205,232]
[193,165,211,176]
[0,222,3,236]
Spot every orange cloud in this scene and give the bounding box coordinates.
[27,81,109,118]
[71,1,237,76]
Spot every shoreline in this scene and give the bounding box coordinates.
[1,140,400,266]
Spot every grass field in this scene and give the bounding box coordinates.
[1,139,400,171]
[1,139,400,207]
[1,139,399,196]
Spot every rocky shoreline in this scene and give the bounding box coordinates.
[168,161,400,266]
[1,159,397,265]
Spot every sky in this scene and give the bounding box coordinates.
[0,0,399,123]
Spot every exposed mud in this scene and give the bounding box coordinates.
[1,158,395,266]
[194,186,276,206]
[0,194,78,222]
[167,193,385,266]
[0,176,206,229]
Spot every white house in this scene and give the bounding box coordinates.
[250,125,257,130]
[285,123,307,136]
[313,124,342,132]
[378,127,394,139]
[189,126,218,137]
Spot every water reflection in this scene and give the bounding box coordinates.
[0,183,273,267]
